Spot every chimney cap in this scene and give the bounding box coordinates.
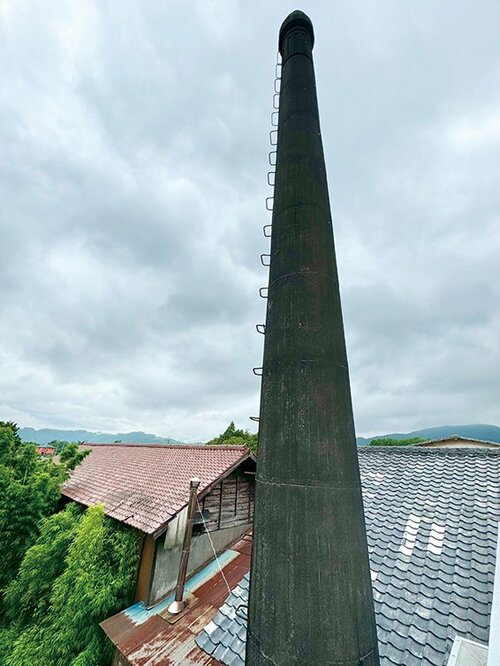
[279,10,314,54]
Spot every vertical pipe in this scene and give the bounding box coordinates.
[246,11,380,665]
[168,477,201,614]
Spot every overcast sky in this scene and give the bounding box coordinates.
[1,1,499,442]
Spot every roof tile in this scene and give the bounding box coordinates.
[196,447,500,666]
[62,443,252,534]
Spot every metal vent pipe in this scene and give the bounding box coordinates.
[168,477,201,614]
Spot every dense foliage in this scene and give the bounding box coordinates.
[48,439,80,454]
[0,422,141,665]
[1,505,140,666]
[207,421,258,454]
[0,422,87,596]
[368,437,425,447]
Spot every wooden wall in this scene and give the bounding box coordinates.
[198,469,254,533]
[135,534,156,603]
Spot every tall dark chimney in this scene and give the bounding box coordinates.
[246,11,380,665]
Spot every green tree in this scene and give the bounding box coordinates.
[48,440,80,454]
[4,505,140,666]
[0,424,132,664]
[368,437,425,447]
[59,442,90,470]
[3,503,83,626]
[207,421,258,454]
[0,627,17,666]
[0,423,89,599]
[0,422,20,465]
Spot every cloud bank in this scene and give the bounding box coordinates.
[1,0,499,440]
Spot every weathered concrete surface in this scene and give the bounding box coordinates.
[246,11,380,665]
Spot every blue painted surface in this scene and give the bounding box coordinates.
[124,548,239,625]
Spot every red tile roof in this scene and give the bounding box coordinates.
[61,444,253,535]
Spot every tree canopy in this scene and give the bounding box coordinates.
[47,440,77,453]
[1,505,140,665]
[368,437,425,447]
[0,421,141,664]
[0,422,88,595]
[206,421,258,454]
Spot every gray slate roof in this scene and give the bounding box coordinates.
[196,447,500,666]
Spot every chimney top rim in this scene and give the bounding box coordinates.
[279,10,314,55]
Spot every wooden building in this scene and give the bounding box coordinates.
[61,443,255,606]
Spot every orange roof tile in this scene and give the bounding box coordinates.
[61,444,253,535]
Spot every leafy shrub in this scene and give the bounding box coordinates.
[5,505,140,666]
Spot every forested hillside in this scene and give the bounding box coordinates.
[19,427,182,445]
[357,423,500,445]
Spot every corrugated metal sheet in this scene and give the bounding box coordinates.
[62,444,253,534]
[100,532,252,665]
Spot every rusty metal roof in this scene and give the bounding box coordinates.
[100,531,252,665]
[61,444,253,535]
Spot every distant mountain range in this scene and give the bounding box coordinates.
[19,428,183,445]
[356,423,500,446]
[19,423,500,447]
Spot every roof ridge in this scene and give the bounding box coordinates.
[63,444,256,534]
[416,435,500,446]
[359,446,500,456]
[81,442,250,451]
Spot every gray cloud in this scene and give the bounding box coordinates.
[1,0,499,441]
